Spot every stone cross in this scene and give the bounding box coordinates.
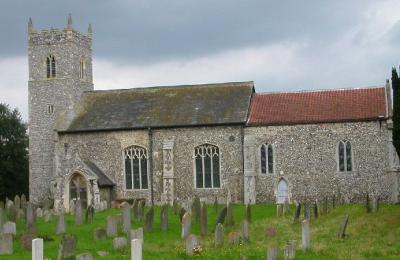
[337,215,349,239]
[240,220,250,242]
[0,233,13,255]
[106,215,118,237]
[131,239,142,260]
[302,220,310,251]
[58,235,77,259]
[185,234,199,256]
[122,203,131,234]
[226,203,234,226]
[56,212,66,235]
[181,212,191,239]
[214,223,224,247]
[145,207,154,232]
[200,202,207,236]
[160,204,168,231]
[267,247,278,260]
[32,238,43,260]
[75,199,83,225]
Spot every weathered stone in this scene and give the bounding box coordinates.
[131,239,142,260]
[245,204,251,223]
[226,203,234,226]
[323,197,329,214]
[76,252,93,260]
[36,208,43,218]
[113,237,127,250]
[75,199,83,225]
[284,240,296,260]
[337,215,349,239]
[5,200,14,212]
[266,247,278,260]
[57,234,77,259]
[18,209,25,220]
[216,206,227,226]
[240,220,250,242]
[191,196,201,223]
[185,234,200,256]
[85,205,94,224]
[3,221,16,235]
[0,233,13,255]
[228,231,241,245]
[302,220,310,251]
[143,207,153,233]
[200,202,207,236]
[129,228,143,243]
[94,228,107,240]
[106,215,118,237]
[122,203,131,234]
[56,212,66,235]
[214,223,224,247]
[293,202,301,223]
[14,195,20,210]
[160,204,168,231]
[26,202,35,227]
[181,212,191,239]
[7,205,17,222]
[32,238,43,260]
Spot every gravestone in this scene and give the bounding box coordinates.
[69,200,76,215]
[76,252,93,260]
[85,205,94,224]
[216,206,227,226]
[293,202,301,223]
[18,209,25,220]
[240,220,250,242]
[337,215,349,239]
[303,203,310,220]
[6,200,13,212]
[20,194,27,209]
[191,196,201,223]
[302,220,310,251]
[160,204,168,231]
[58,234,77,259]
[185,234,200,256]
[3,221,16,235]
[56,212,66,235]
[122,203,131,233]
[137,200,145,221]
[245,204,251,223]
[276,204,283,217]
[181,212,191,239]
[75,199,83,225]
[200,202,207,236]
[214,223,224,247]
[267,247,278,260]
[113,237,127,250]
[129,228,143,243]
[36,208,43,218]
[131,239,142,260]
[26,203,35,227]
[0,233,13,255]
[213,196,218,214]
[145,207,154,232]
[179,207,186,223]
[32,238,43,260]
[7,205,17,222]
[94,228,107,240]
[14,195,20,210]
[106,215,118,237]
[228,231,241,245]
[44,210,52,223]
[284,240,296,259]
[226,203,234,226]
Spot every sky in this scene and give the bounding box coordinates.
[1,0,400,121]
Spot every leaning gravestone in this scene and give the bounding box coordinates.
[58,234,77,259]
[200,202,207,236]
[3,221,16,235]
[302,219,310,251]
[293,202,301,224]
[226,203,234,226]
[216,206,227,226]
[0,233,13,255]
[113,237,127,250]
[94,228,107,240]
[185,234,200,256]
[337,215,349,239]
[214,223,224,247]
[14,195,20,210]
[56,212,66,235]
[122,203,132,233]
[160,204,168,231]
[75,199,83,225]
[191,196,201,223]
[181,212,192,239]
[145,207,154,232]
[240,220,250,242]
[106,215,118,237]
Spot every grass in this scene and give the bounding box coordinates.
[2,203,400,259]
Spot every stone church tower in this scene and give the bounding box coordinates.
[28,15,93,205]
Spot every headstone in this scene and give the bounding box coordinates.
[3,221,16,235]
[284,240,296,259]
[5,200,14,212]
[131,239,142,260]
[160,204,168,231]
[179,207,186,223]
[94,228,107,240]
[18,209,25,220]
[181,212,191,239]
[122,203,131,233]
[226,203,234,226]
[137,200,145,221]
[303,203,310,220]
[113,237,127,250]
[215,223,224,247]
[245,204,251,223]
[185,234,200,256]
[276,204,283,217]
[0,207,3,233]
[337,215,349,239]
[0,233,13,255]
[228,231,241,245]
[32,238,43,260]
[36,208,43,218]
[85,205,94,224]
[145,207,154,232]
[129,228,143,243]
[199,203,207,236]
[313,201,319,219]
[106,215,118,237]
[69,200,76,215]
[26,203,35,227]
[191,196,201,223]
[266,247,278,260]
[57,234,77,259]
[302,220,310,251]
[20,194,27,209]
[240,220,250,242]
[44,210,52,223]
[76,252,93,260]
[293,202,301,224]
[213,196,218,214]
[75,199,83,225]
[7,205,17,222]
[56,212,66,235]
[216,206,227,226]
[14,195,20,210]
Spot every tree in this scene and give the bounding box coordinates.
[0,103,28,201]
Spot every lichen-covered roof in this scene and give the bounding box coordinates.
[63,82,254,132]
[84,160,114,187]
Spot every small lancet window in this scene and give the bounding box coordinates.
[79,58,85,79]
[338,140,353,172]
[46,55,56,78]
[195,144,220,188]
[260,143,274,174]
[123,146,148,190]
[47,104,54,114]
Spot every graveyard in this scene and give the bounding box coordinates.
[0,197,399,259]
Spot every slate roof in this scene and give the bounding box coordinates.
[64,82,254,132]
[248,86,387,126]
[84,160,115,187]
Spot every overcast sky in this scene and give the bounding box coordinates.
[1,0,400,121]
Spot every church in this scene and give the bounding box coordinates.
[27,16,400,211]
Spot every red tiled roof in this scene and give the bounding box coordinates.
[248,87,387,126]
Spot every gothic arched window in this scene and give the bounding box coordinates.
[260,143,274,174]
[124,146,148,190]
[338,140,353,172]
[195,144,220,188]
[46,55,56,78]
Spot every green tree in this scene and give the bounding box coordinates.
[0,103,28,201]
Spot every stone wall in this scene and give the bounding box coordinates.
[244,121,397,204]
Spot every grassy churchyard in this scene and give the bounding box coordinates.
[1,201,400,259]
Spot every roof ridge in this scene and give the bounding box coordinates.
[256,85,385,95]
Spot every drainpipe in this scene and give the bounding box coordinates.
[148,128,154,206]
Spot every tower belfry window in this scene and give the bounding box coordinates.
[46,55,56,78]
